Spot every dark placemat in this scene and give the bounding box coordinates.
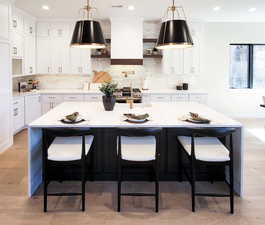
[60,119,86,124]
[124,119,149,124]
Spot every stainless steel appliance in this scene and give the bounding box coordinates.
[114,87,142,103]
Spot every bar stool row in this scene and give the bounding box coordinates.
[42,127,235,214]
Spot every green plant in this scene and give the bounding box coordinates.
[99,82,118,97]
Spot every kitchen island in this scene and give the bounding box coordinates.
[28,102,244,197]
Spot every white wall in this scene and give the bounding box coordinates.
[199,22,265,118]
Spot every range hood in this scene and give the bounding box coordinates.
[110,17,143,65]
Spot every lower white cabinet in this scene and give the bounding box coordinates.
[41,94,64,114]
[84,94,102,102]
[189,94,208,104]
[151,94,172,102]
[13,97,25,134]
[171,93,189,102]
[25,95,41,124]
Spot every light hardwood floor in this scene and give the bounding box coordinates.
[0,119,265,225]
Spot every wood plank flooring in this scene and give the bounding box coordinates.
[0,119,265,225]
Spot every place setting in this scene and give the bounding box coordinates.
[123,113,151,124]
[60,112,87,124]
[180,112,211,124]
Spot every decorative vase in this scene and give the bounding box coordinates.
[102,95,116,111]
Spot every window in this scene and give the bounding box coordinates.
[230,44,265,89]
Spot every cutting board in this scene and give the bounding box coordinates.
[92,71,112,83]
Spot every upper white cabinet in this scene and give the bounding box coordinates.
[12,8,24,34]
[36,22,71,74]
[24,34,36,74]
[0,1,10,40]
[70,48,91,74]
[12,32,23,58]
[24,16,35,36]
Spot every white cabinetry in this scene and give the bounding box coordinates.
[171,93,189,102]
[13,97,25,134]
[36,22,71,74]
[189,93,208,104]
[0,1,10,40]
[151,94,171,102]
[25,95,41,124]
[70,48,91,74]
[41,95,64,114]
[84,94,102,102]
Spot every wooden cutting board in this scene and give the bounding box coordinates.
[92,71,112,83]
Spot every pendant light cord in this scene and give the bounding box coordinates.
[172,0,175,20]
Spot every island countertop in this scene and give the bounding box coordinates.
[29,102,242,128]
[28,102,244,198]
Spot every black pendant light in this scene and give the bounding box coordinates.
[156,0,193,49]
[71,0,106,49]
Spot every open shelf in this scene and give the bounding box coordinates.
[143,54,162,58]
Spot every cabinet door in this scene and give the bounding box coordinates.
[41,102,51,115]
[24,16,35,36]
[50,23,70,38]
[37,22,50,37]
[171,94,189,102]
[70,48,82,74]
[12,9,23,34]
[81,49,91,74]
[184,38,200,75]
[24,35,36,74]
[162,49,184,75]
[189,94,208,104]
[13,98,25,133]
[25,95,41,124]
[37,37,52,74]
[151,94,171,102]
[64,95,84,102]
[12,32,23,58]
[51,38,70,74]
[0,2,10,40]
[84,94,102,102]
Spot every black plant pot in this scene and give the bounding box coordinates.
[102,95,116,111]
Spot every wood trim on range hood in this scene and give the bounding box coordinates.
[111,59,143,65]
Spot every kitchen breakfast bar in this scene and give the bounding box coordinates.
[28,102,244,197]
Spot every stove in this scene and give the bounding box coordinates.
[114,87,142,103]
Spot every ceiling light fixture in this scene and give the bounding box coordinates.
[156,0,193,49]
[128,5,135,11]
[248,7,257,12]
[213,6,221,11]
[70,0,106,49]
[42,5,50,10]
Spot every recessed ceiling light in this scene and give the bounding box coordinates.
[213,6,221,11]
[248,7,257,12]
[128,5,135,11]
[42,5,50,10]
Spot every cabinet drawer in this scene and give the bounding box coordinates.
[41,95,64,103]
[171,94,189,102]
[84,94,102,102]
[151,94,171,102]
[13,97,25,133]
[64,95,84,101]
[189,94,208,104]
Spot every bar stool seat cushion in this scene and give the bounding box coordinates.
[120,136,156,161]
[178,136,230,162]
[48,136,94,161]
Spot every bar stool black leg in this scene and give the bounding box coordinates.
[229,162,234,214]
[81,159,86,211]
[191,159,196,212]
[155,159,159,213]
[178,147,183,182]
[43,181,48,212]
[117,160,121,212]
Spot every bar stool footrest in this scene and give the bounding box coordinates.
[121,193,155,197]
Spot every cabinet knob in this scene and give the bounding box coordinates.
[29,26,33,34]
[13,47,17,55]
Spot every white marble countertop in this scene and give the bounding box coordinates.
[13,89,207,97]
[29,102,241,128]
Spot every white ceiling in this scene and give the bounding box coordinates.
[14,0,265,22]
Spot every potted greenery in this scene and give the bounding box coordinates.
[99,82,118,111]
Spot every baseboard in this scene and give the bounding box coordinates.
[0,138,13,154]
